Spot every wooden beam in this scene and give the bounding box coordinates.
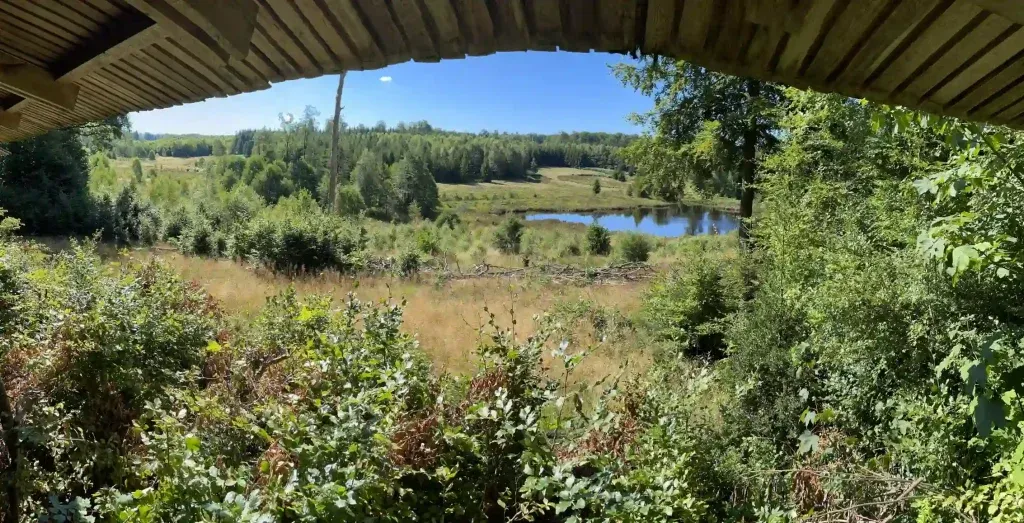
[126,0,258,62]
[0,59,80,111]
[970,0,1024,24]
[0,109,21,131]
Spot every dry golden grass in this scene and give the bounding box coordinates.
[133,250,650,382]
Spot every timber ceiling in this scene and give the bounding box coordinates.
[2,0,1024,143]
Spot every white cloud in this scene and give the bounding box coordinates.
[379,76,393,83]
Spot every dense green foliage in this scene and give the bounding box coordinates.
[616,233,652,263]
[493,216,525,255]
[0,234,719,522]
[9,58,1024,522]
[585,222,611,255]
[616,59,782,241]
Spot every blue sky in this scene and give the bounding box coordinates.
[129,51,651,136]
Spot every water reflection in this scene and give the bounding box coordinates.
[525,205,739,238]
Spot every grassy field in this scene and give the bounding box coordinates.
[84,160,739,384]
[440,167,741,213]
[121,249,652,383]
[440,167,661,213]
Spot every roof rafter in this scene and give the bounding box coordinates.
[0,56,80,111]
[125,0,259,62]
[0,109,21,131]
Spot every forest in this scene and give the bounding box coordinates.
[1,55,1024,523]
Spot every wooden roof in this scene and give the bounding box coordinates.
[2,0,1024,142]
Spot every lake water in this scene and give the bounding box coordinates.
[525,205,740,238]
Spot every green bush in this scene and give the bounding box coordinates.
[617,233,651,262]
[592,178,601,194]
[177,217,218,256]
[585,222,611,255]
[493,216,524,254]
[434,210,461,230]
[0,239,218,518]
[415,227,440,255]
[395,248,421,276]
[641,251,736,358]
[230,213,366,273]
[162,207,191,240]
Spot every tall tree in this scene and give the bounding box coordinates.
[328,72,347,212]
[615,59,782,245]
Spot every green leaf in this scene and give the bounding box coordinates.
[555,500,572,514]
[185,434,201,452]
[797,430,819,455]
[950,245,980,283]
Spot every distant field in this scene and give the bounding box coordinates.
[111,155,208,176]
[440,167,663,213]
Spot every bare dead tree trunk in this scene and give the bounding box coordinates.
[328,72,347,213]
[0,378,18,523]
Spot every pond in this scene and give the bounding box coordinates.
[525,205,740,238]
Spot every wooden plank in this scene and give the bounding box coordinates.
[292,0,360,68]
[324,0,387,68]
[0,109,21,130]
[354,0,411,62]
[250,26,297,80]
[678,0,716,54]
[713,1,749,62]
[266,0,338,68]
[452,0,495,56]
[561,0,598,52]
[776,0,841,76]
[389,0,441,60]
[869,2,984,95]
[596,0,635,52]
[0,59,79,110]
[903,15,1013,102]
[486,0,530,52]
[158,38,250,94]
[951,52,1024,115]
[11,1,97,39]
[970,0,1024,24]
[0,3,80,51]
[421,0,464,58]
[835,0,943,87]
[930,25,1024,106]
[645,0,677,54]
[528,0,563,50]
[125,0,257,63]
[166,0,258,59]
[254,0,322,76]
[125,52,204,101]
[803,0,892,84]
[144,43,226,96]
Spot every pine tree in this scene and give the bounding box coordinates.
[131,158,143,183]
[592,178,601,194]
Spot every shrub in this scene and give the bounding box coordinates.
[415,227,440,255]
[592,178,601,194]
[617,233,651,262]
[335,184,365,217]
[395,248,421,276]
[493,216,524,254]
[177,217,217,257]
[641,252,736,359]
[230,213,366,273]
[585,222,611,255]
[435,210,461,230]
[162,207,191,240]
